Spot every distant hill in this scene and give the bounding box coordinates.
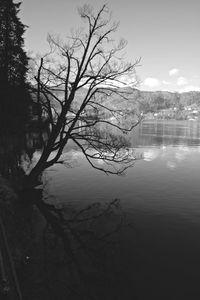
[85,87,200,120]
[95,87,200,112]
[30,84,200,120]
[132,89,200,112]
[126,89,200,120]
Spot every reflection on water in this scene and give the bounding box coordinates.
[141,145,200,169]
[5,191,129,299]
[130,119,200,147]
[1,120,200,299]
[44,120,200,298]
[131,120,200,170]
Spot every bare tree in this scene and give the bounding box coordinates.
[28,4,141,186]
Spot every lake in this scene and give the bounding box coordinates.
[4,119,199,299]
[40,119,200,299]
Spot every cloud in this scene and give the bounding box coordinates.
[162,80,170,85]
[179,85,200,93]
[143,77,160,88]
[177,77,188,86]
[169,68,179,76]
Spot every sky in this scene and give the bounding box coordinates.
[19,0,200,93]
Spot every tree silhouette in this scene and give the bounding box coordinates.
[28,4,141,186]
[0,0,29,124]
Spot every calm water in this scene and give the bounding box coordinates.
[44,120,200,299]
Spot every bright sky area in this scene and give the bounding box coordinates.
[19,0,200,93]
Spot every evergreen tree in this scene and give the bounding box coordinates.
[0,0,28,86]
[0,0,29,124]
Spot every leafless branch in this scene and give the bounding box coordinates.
[28,4,141,185]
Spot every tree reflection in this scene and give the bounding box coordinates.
[14,189,129,300]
